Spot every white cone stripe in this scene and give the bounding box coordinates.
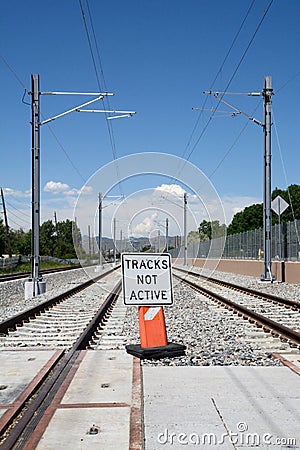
[144,306,161,321]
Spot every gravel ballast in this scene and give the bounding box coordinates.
[1,265,299,367]
[0,267,98,322]
[123,267,300,367]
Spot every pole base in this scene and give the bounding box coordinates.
[125,342,186,360]
[260,275,276,282]
[25,280,46,299]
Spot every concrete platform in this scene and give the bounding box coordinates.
[143,365,300,449]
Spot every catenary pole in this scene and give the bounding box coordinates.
[183,193,188,266]
[113,218,116,265]
[201,75,274,281]
[262,76,273,281]
[166,218,169,252]
[31,74,41,296]
[98,193,103,267]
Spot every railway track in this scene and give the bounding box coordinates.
[0,267,121,348]
[0,265,81,283]
[0,267,125,449]
[173,266,300,349]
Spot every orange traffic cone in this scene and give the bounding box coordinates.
[138,306,168,348]
[126,306,186,360]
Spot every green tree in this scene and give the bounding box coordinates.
[198,220,211,239]
[188,230,209,244]
[227,184,300,235]
[10,228,31,255]
[57,219,80,258]
[227,203,263,235]
[198,220,226,240]
[40,220,56,256]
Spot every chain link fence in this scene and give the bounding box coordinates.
[170,219,300,261]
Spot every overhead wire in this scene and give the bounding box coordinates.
[1,54,88,185]
[182,0,256,162]
[78,0,122,177]
[178,0,274,179]
[44,121,87,182]
[208,99,262,179]
[85,0,119,162]
[5,216,24,229]
[0,53,27,90]
[6,208,30,225]
[5,201,31,219]
[276,71,300,94]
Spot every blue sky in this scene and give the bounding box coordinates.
[1,0,300,238]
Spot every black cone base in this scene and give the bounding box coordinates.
[125,342,186,360]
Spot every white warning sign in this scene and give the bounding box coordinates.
[122,253,173,306]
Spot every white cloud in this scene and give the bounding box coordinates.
[3,187,31,198]
[155,184,185,197]
[43,181,93,196]
[79,185,93,195]
[131,213,158,236]
[220,195,261,224]
[44,181,70,194]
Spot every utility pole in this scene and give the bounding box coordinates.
[262,76,273,281]
[73,217,79,257]
[0,188,12,257]
[158,230,161,253]
[25,75,46,299]
[88,225,91,257]
[183,193,188,266]
[201,75,274,281]
[166,218,169,252]
[113,218,116,265]
[54,211,60,259]
[98,193,103,268]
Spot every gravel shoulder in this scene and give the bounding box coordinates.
[0,266,105,322]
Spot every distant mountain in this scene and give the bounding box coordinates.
[81,234,179,254]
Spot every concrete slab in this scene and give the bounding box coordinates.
[143,366,300,450]
[61,350,133,405]
[36,407,130,450]
[35,350,135,450]
[0,350,57,405]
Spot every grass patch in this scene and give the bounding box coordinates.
[0,260,77,275]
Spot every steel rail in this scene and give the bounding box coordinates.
[0,265,120,335]
[0,265,82,283]
[174,273,300,347]
[0,279,122,449]
[173,266,300,309]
